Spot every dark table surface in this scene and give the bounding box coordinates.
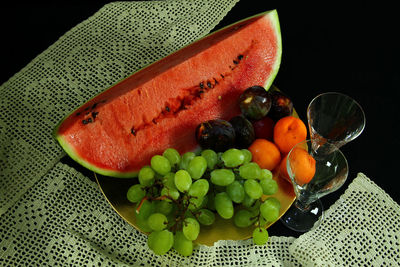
[1,1,399,238]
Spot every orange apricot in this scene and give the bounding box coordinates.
[288,147,316,185]
[248,139,281,170]
[273,116,307,154]
[278,154,290,182]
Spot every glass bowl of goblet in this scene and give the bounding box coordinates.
[307,92,366,154]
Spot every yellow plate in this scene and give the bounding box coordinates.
[95,96,297,246]
[95,163,295,246]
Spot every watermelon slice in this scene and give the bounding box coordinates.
[54,10,282,178]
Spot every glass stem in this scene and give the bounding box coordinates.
[294,199,311,212]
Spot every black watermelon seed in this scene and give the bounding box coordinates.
[207,81,212,88]
[165,106,170,112]
[131,128,136,136]
[233,60,239,65]
[76,112,81,116]
[213,78,218,84]
[199,82,204,89]
[87,118,92,123]
[91,103,98,109]
[82,120,88,125]
[84,107,90,111]
[220,74,225,79]
[92,111,99,119]
[238,54,244,60]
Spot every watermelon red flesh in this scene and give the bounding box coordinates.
[55,10,282,178]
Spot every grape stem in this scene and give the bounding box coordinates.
[168,194,197,234]
[135,195,171,214]
[136,196,149,214]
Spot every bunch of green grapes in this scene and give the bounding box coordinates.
[126,147,281,256]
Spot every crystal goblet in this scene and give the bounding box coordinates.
[307,92,366,155]
[280,139,348,232]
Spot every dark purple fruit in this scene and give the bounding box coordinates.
[269,88,293,121]
[239,86,272,120]
[229,115,255,148]
[195,119,236,152]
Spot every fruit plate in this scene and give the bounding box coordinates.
[95,170,295,246]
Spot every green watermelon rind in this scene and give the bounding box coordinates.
[262,10,282,91]
[54,10,282,178]
[56,134,139,178]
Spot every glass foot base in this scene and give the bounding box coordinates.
[280,199,324,232]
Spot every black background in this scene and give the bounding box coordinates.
[1,1,399,238]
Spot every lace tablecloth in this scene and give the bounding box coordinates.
[1,1,399,266]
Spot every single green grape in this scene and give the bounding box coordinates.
[147,213,168,231]
[214,192,234,219]
[216,152,224,166]
[260,168,273,180]
[241,149,252,163]
[221,148,245,167]
[244,179,263,199]
[174,170,192,192]
[210,169,235,186]
[161,187,180,201]
[242,194,256,208]
[187,156,207,179]
[197,209,215,226]
[163,148,181,167]
[239,162,261,179]
[173,231,193,256]
[252,227,269,245]
[126,184,146,203]
[188,179,209,198]
[233,209,256,228]
[201,149,218,170]
[147,230,174,255]
[154,200,174,216]
[206,192,216,211]
[135,199,155,221]
[188,196,205,211]
[226,180,245,204]
[179,152,196,170]
[199,195,208,209]
[138,166,155,186]
[265,197,281,210]
[162,172,177,190]
[182,217,200,241]
[259,177,278,195]
[260,198,280,222]
[151,155,171,175]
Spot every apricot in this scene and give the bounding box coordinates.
[273,116,307,154]
[278,154,290,182]
[288,147,316,185]
[248,139,281,171]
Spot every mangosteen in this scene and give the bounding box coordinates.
[195,119,236,152]
[239,86,272,120]
[268,87,293,121]
[229,115,255,148]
